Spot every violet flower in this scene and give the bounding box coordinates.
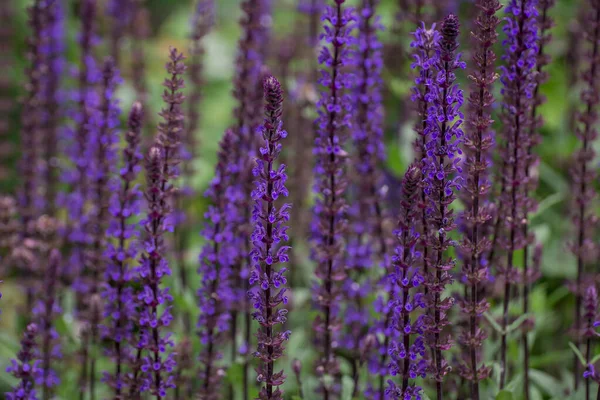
[101,101,144,396]
[311,1,355,398]
[385,165,427,400]
[249,75,291,400]
[497,0,539,389]
[571,0,600,390]
[457,1,501,398]
[107,0,135,66]
[422,14,465,398]
[6,323,40,400]
[345,0,387,395]
[197,130,237,398]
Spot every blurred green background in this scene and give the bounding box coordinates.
[0,0,596,399]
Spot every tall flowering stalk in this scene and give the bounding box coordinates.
[422,15,465,399]
[249,75,292,400]
[312,1,355,398]
[197,130,237,399]
[521,1,554,398]
[229,1,266,396]
[583,286,599,400]
[133,145,176,398]
[457,2,501,398]
[101,101,143,397]
[177,0,215,333]
[386,165,427,400]
[32,249,61,400]
[86,58,122,398]
[497,0,539,389]
[571,0,600,389]
[20,0,47,236]
[345,0,386,394]
[6,323,40,400]
[41,0,64,216]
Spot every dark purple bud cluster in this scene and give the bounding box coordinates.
[7,323,40,400]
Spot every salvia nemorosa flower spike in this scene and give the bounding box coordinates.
[41,0,65,216]
[20,0,47,236]
[86,58,122,397]
[385,164,427,400]
[345,0,387,395]
[101,101,144,396]
[457,1,501,398]
[6,323,40,400]
[32,249,61,400]
[422,14,465,398]
[497,0,539,389]
[583,285,599,399]
[133,144,176,398]
[571,0,600,391]
[312,1,355,398]
[197,129,237,399]
[249,75,292,400]
[521,1,554,398]
[107,0,135,66]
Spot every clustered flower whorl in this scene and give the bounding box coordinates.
[571,0,600,388]
[7,323,40,400]
[312,1,355,397]
[197,130,237,398]
[386,165,427,400]
[583,285,600,398]
[249,75,291,400]
[133,145,175,398]
[101,101,144,396]
[345,0,386,391]
[457,1,501,396]
[422,14,465,392]
[497,0,539,388]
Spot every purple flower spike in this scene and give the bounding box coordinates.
[571,0,600,390]
[133,145,176,398]
[311,1,355,397]
[345,0,388,396]
[6,324,40,400]
[102,101,144,397]
[583,285,599,398]
[197,130,237,398]
[249,75,291,400]
[385,165,427,400]
[497,0,539,389]
[422,14,465,397]
[457,1,501,397]
[32,249,62,398]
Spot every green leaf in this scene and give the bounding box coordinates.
[529,369,563,396]
[484,312,505,334]
[506,313,531,333]
[591,353,600,365]
[496,390,514,400]
[568,342,587,367]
